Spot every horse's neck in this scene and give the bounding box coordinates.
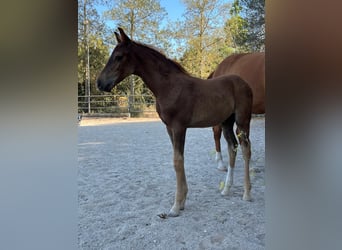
[136,69,164,97]
[133,51,183,98]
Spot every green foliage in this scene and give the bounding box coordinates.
[77,0,265,115]
[78,36,110,93]
[103,0,167,97]
[226,0,265,52]
[225,15,249,53]
[78,0,110,98]
[176,0,232,78]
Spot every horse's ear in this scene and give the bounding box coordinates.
[114,31,122,43]
[118,27,131,43]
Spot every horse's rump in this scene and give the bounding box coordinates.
[210,52,265,114]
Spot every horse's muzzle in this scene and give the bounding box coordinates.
[97,79,113,92]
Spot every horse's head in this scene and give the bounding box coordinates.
[97,28,134,92]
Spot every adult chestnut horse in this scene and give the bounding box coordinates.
[97,28,253,217]
[208,52,265,171]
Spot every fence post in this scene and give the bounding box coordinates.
[84,16,91,114]
[128,76,134,117]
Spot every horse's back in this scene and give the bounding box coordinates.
[212,52,265,114]
[213,52,265,88]
[212,74,253,110]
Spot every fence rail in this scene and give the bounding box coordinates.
[78,94,157,117]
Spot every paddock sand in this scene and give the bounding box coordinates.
[78,117,265,249]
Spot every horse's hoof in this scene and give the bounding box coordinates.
[157,213,168,219]
[168,209,180,217]
[217,166,227,171]
[216,159,227,171]
[180,200,186,210]
[243,193,252,201]
[221,188,230,196]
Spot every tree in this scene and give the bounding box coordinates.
[78,0,110,105]
[78,0,116,114]
[176,0,231,78]
[224,0,249,52]
[225,0,265,52]
[241,0,265,51]
[102,0,167,103]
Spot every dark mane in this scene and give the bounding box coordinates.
[133,41,190,76]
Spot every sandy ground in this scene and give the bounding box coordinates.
[78,117,265,250]
[79,117,161,126]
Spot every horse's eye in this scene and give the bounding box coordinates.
[115,55,123,61]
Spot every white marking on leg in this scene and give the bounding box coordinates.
[221,166,234,196]
[243,192,252,201]
[215,151,222,162]
[215,152,227,171]
[168,205,180,217]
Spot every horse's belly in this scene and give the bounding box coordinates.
[188,119,223,128]
[188,103,233,128]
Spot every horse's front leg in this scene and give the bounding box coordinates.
[168,126,188,217]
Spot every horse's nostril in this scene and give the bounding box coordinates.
[97,79,103,90]
[104,84,112,92]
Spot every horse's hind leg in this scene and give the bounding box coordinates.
[213,125,227,171]
[235,117,252,201]
[221,114,239,196]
